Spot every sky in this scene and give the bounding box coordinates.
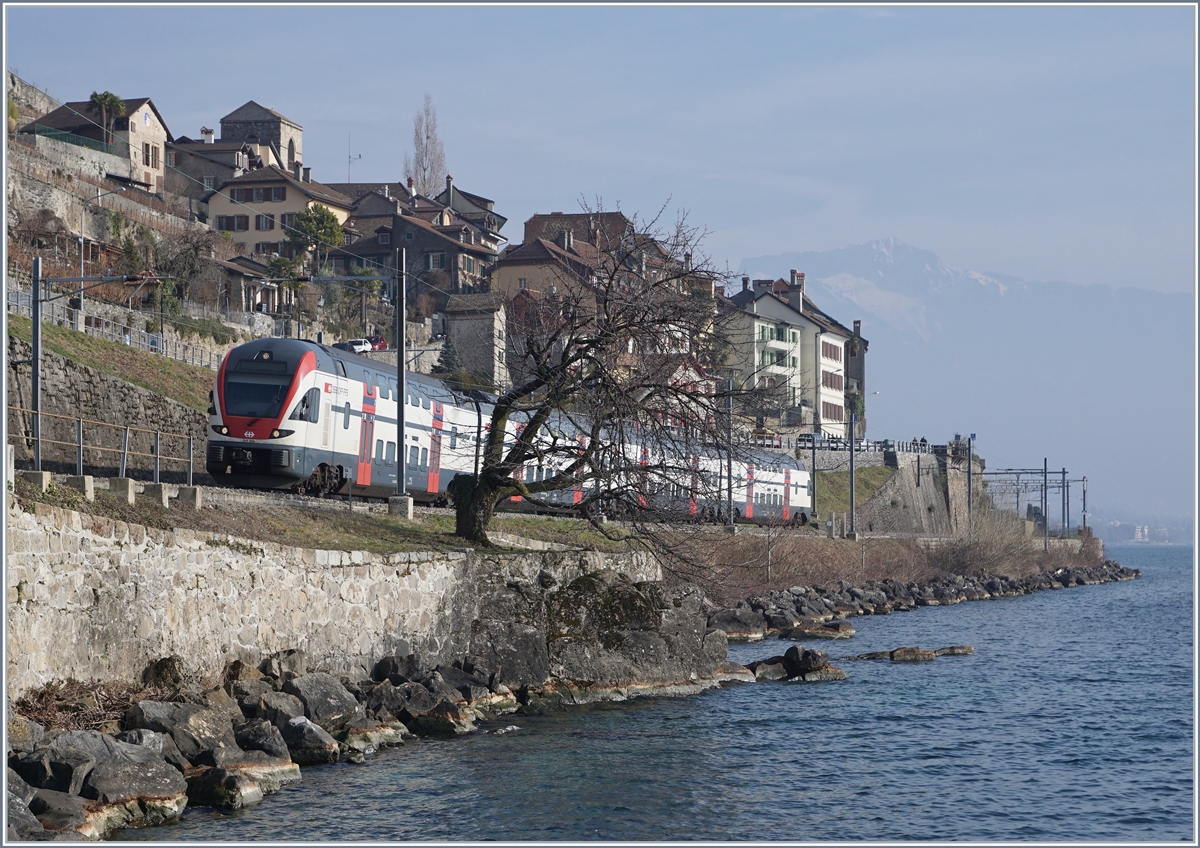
[4,4,1196,293]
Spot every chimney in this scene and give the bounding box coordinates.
[446,174,453,201]
[200,126,214,144]
[292,162,301,180]
[853,319,861,336]
[382,184,389,199]
[787,269,806,311]
[741,276,751,292]
[407,176,415,195]
[684,252,692,271]
[302,167,311,183]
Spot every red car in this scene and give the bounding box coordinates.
[366,335,388,351]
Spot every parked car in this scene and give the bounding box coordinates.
[366,335,387,351]
[345,339,372,354]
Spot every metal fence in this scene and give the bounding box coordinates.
[7,289,222,370]
[8,406,195,484]
[28,124,120,156]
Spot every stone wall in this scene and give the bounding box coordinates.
[856,453,954,537]
[4,496,661,701]
[6,336,209,482]
[7,73,59,123]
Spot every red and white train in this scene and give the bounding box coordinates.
[206,338,812,524]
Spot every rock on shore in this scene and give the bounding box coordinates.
[706,560,1139,640]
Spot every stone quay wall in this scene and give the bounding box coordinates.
[4,496,662,703]
[7,336,209,482]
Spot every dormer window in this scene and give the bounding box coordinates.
[379,232,391,244]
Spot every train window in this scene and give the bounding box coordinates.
[375,439,384,464]
[385,441,396,466]
[422,397,430,410]
[335,361,346,377]
[410,394,419,407]
[288,387,320,423]
[450,427,458,450]
[420,448,428,469]
[536,467,545,482]
[343,403,351,429]
[525,466,535,483]
[408,446,419,467]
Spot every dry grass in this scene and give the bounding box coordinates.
[8,314,216,412]
[14,678,187,732]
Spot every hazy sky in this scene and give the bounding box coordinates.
[5,4,1195,292]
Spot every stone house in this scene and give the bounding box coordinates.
[21,97,173,193]
[443,292,511,391]
[201,165,354,262]
[433,176,507,241]
[219,101,303,171]
[164,126,277,201]
[392,204,499,295]
[723,271,865,438]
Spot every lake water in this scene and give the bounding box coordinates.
[118,544,1194,842]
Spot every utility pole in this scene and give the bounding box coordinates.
[1042,457,1049,552]
[1061,467,1067,538]
[389,246,411,519]
[31,257,42,471]
[1082,476,1088,532]
[726,378,734,526]
[848,412,857,538]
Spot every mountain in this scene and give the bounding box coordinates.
[738,239,1196,523]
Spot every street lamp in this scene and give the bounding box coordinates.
[79,187,125,323]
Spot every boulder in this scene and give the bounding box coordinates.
[405,700,476,737]
[198,686,245,724]
[712,661,755,682]
[365,681,409,718]
[783,618,856,640]
[850,651,892,661]
[223,659,264,683]
[891,647,937,663]
[791,666,849,682]
[421,672,468,707]
[81,757,188,806]
[434,666,491,703]
[259,649,306,682]
[702,629,728,668]
[372,653,426,685]
[10,747,95,796]
[198,746,300,794]
[229,679,275,716]
[234,719,290,760]
[7,714,45,754]
[185,766,263,810]
[27,788,98,838]
[125,701,239,761]
[277,716,339,765]
[750,661,788,681]
[7,768,37,805]
[705,608,767,642]
[334,713,407,754]
[282,673,361,729]
[934,645,974,656]
[396,682,438,722]
[7,787,45,840]
[782,645,829,677]
[256,690,305,725]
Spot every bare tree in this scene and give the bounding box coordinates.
[403,94,447,198]
[447,203,767,553]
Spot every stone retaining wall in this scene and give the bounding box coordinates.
[3,496,661,702]
[6,336,210,482]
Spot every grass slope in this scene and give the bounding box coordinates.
[814,465,897,520]
[8,315,215,412]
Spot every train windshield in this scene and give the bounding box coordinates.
[223,358,293,419]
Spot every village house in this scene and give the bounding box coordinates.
[21,96,173,193]
[219,101,303,172]
[200,164,354,261]
[443,292,511,391]
[165,126,276,201]
[723,271,867,438]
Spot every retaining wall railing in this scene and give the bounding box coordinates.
[6,289,222,370]
[8,406,195,484]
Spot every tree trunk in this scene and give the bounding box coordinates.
[448,474,499,546]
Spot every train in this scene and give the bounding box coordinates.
[205,337,813,525]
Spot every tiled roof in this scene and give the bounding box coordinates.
[394,212,496,256]
[23,96,173,142]
[444,291,506,314]
[202,165,354,209]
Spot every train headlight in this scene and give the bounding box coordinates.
[211,425,229,436]
[270,429,294,439]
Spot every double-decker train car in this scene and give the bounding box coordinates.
[206,338,812,525]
